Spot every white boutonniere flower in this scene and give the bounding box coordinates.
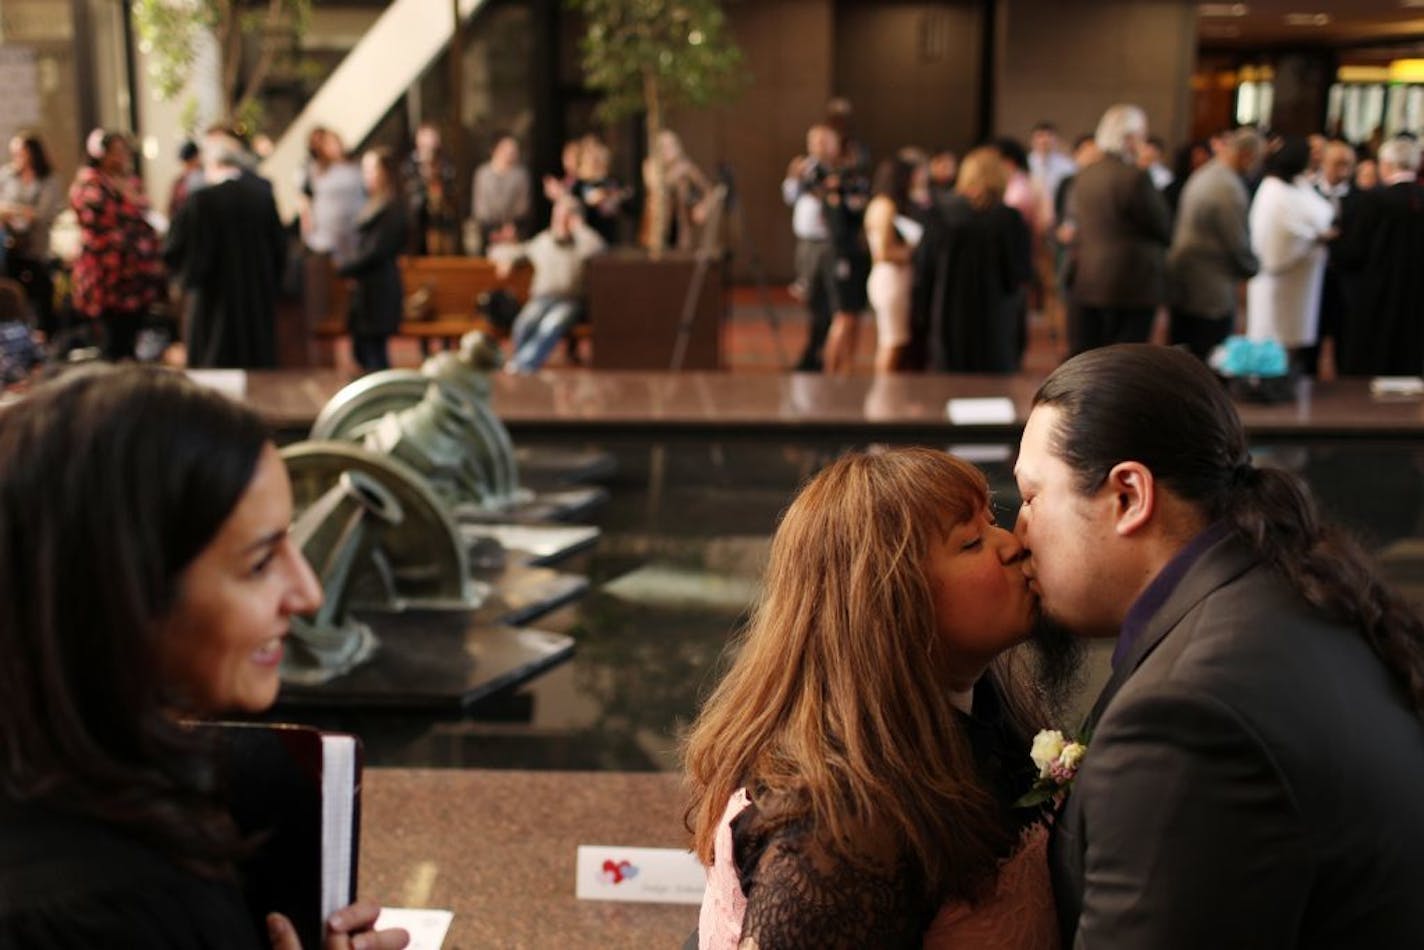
[1017,728,1088,808]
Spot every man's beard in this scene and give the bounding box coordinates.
[1028,608,1086,716]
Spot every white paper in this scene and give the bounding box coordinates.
[946,397,1017,425]
[1370,376,1424,397]
[893,214,924,248]
[185,369,248,399]
[320,735,358,922]
[375,908,453,950]
[948,444,1014,464]
[575,845,705,905]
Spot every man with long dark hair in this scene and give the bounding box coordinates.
[1014,344,1424,947]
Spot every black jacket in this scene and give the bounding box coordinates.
[338,199,408,336]
[1052,533,1424,947]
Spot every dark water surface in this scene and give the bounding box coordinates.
[284,439,1424,771]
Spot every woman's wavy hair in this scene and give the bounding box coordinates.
[684,448,1046,904]
[0,365,269,878]
[1035,344,1424,720]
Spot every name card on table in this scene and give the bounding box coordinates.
[186,369,248,400]
[1370,376,1424,398]
[946,397,1016,425]
[575,845,705,905]
[374,908,453,950]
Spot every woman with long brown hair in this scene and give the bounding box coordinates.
[685,448,1061,948]
[338,147,407,372]
[0,131,60,335]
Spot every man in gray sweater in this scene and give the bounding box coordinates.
[1165,128,1263,360]
[494,197,604,373]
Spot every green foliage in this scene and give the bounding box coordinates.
[132,0,312,130]
[133,0,210,102]
[569,0,744,124]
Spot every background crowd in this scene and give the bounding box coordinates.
[2,99,1423,379]
[780,98,1424,379]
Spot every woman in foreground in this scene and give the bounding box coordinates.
[0,365,406,949]
[685,448,1060,949]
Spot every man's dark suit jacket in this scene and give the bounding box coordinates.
[1065,155,1171,309]
[1051,532,1424,948]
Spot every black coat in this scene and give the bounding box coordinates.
[1051,533,1424,947]
[1333,181,1424,376]
[163,174,284,369]
[338,200,407,336]
[917,193,1030,373]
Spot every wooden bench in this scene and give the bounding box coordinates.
[314,256,534,347]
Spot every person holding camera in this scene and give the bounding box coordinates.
[783,124,870,373]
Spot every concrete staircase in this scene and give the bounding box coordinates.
[260,0,487,220]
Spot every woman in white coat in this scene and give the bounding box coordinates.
[1246,136,1335,367]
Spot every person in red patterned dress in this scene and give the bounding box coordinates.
[68,131,164,360]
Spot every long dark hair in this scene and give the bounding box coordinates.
[13,130,52,179]
[1035,344,1424,717]
[1265,135,1311,182]
[0,365,270,877]
[871,156,916,210]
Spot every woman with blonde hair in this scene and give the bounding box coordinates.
[686,448,1062,949]
[571,137,629,247]
[920,147,1031,373]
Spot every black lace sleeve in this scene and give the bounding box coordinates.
[731,807,931,950]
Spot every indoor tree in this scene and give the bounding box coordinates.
[133,0,312,135]
[569,0,743,257]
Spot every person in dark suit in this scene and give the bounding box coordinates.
[1014,344,1424,948]
[164,129,286,369]
[1064,105,1172,354]
[920,147,1031,373]
[1333,135,1424,376]
[339,147,408,373]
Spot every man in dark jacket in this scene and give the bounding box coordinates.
[164,129,285,369]
[1065,105,1172,354]
[1016,344,1424,948]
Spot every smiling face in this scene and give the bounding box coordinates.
[1014,405,1119,639]
[924,504,1037,686]
[159,444,322,714]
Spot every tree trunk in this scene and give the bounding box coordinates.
[643,70,666,259]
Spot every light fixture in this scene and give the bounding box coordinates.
[1199,3,1248,16]
[1284,12,1331,26]
[1389,58,1424,83]
[1338,65,1392,83]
